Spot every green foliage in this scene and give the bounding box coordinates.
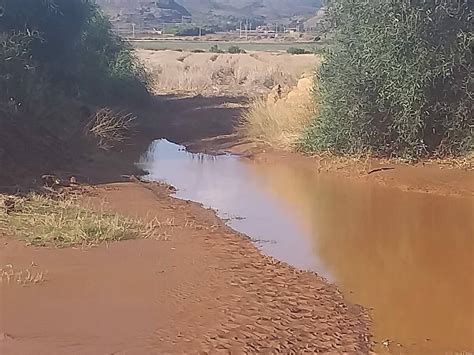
[207,15,266,32]
[0,0,150,112]
[228,45,245,54]
[303,0,473,158]
[209,44,225,53]
[287,47,311,55]
[0,31,36,106]
[165,25,215,37]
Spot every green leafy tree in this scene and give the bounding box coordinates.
[0,0,149,109]
[303,0,473,158]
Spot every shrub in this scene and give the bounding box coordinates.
[228,45,245,54]
[287,47,310,55]
[209,44,224,53]
[303,0,473,158]
[166,25,216,37]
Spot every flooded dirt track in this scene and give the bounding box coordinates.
[0,179,369,354]
[140,139,474,353]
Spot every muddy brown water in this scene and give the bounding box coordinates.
[139,139,474,353]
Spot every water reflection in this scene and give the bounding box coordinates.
[244,160,474,352]
[139,139,474,352]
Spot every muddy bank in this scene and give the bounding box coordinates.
[140,139,474,353]
[0,182,370,354]
[243,151,474,198]
[182,122,473,198]
[180,112,473,199]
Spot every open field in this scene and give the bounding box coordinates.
[132,39,327,53]
[137,49,320,96]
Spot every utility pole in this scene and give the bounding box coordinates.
[132,23,136,38]
[239,21,242,38]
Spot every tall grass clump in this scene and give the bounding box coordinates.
[240,96,314,150]
[303,0,473,159]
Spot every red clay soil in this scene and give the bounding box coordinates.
[0,181,370,354]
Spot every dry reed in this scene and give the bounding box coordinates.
[238,85,315,151]
[87,108,136,150]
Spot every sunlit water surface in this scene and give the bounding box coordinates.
[139,139,474,352]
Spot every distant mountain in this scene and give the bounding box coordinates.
[96,0,322,24]
[97,0,190,17]
[96,0,192,28]
[176,0,322,21]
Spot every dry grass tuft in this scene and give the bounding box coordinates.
[141,216,177,241]
[238,83,315,151]
[0,194,146,248]
[87,108,136,150]
[0,264,47,286]
[426,152,474,171]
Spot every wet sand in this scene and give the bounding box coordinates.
[0,182,369,353]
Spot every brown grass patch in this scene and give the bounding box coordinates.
[0,194,151,248]
[137,49,320,96]
[238,79,316,151]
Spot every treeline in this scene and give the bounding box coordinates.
[303,0,472,158]
[0,0,150,118]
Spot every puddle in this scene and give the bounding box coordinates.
[139,139,474,353]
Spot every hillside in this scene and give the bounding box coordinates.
[97,0,322,23]
[97,0,190,17]
[177,0,322,21]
